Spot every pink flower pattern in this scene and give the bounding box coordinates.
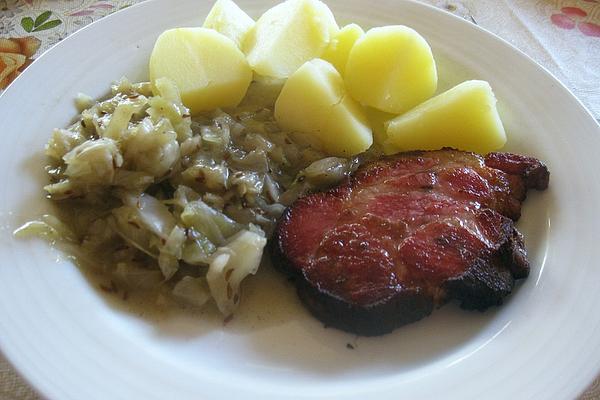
[67,1,115,17]
[550,1,600,37]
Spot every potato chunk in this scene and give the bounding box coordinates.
[149,28,252,114]
[384,80,507,154]
[345,25,437,114]
[275,59,372,156]
[321,23,364,75]
[203,0,254,48]
[243,0,338,78]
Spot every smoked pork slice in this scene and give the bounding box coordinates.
[272,149,549,336]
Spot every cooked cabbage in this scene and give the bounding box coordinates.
[46,128,86,160]
[180,199,242,245]
[121,193,176,239]
[207,229,266,315]
[63,138,123,185]
[103,97,149,140]
[122,119,179,177]
[180,157,229,192]
[158,225,186,280]
[181,227,217,266]
[13,214,77,242]
[111,206,159,257]
[19,76,361,316]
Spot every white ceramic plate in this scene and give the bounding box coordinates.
[1,0,600,399]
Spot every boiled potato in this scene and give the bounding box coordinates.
[321,23,364,75]
[203,0,255,48]
[149,28,252,114]
[345,25,437,114]
[320,95,373,155]
[275,59,341,135]
[275,59,372,156]
[384,80,506,154]
[243,0,338,78]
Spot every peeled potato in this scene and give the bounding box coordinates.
[384,80,506,154]
[321,23,364,75]
[275,59,341,135]
[275,59,372,156]
[345,25,438,114]
[243,0,338,78]
[149,28,252,114]
[203,0,255,48]
[320,95,373,156]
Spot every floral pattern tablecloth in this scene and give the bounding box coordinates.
[1,0,599,399]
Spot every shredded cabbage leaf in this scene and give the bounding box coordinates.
[207,229,267,316]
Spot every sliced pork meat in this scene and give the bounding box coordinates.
[272,149,549,336]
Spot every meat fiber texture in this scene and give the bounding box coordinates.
[272,149,549,336]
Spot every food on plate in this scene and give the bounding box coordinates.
[321,23,364,76]
[345,25,438,114]
[19,0,549,329]
[207,229,267,315]
[203,0,255,48]
[274,59,372,156]
[384,80,507,154]
[272,149,549,335]
[149,27,252,114]
[23,77,358,315]
[242,0,339,78]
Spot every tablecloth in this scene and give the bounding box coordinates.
[1,0,599,398]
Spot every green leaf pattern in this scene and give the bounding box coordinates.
[34,10,52,27]
[20,10,62,32]
[34,19,62,31]
[20,16,33,32]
